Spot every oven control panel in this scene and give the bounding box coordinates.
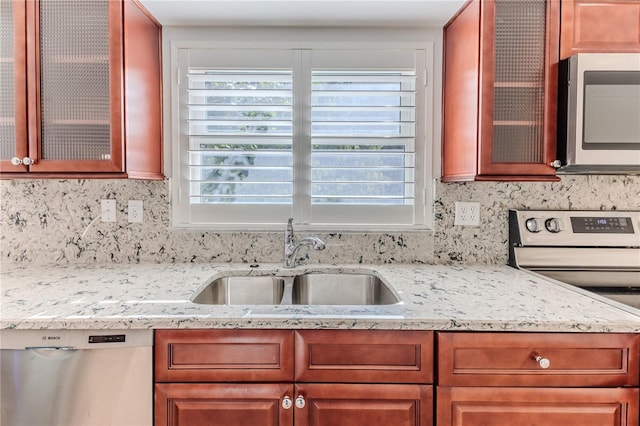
[570,216,634,234]
[510,210,640,247]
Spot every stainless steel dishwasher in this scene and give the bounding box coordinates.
[0,329,152,426]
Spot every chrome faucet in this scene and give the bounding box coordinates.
[284,218,326,268]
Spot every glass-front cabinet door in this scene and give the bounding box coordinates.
[0,0,123,174]
[0,0,27,172]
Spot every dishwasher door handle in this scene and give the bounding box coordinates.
[25,346,77,351]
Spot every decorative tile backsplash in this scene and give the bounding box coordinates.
[434,175,640,264]
[1,175,638,265]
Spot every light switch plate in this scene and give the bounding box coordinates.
[101,199,116,222]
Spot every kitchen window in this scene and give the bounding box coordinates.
[172,48,429,228]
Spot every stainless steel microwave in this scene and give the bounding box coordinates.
[556,53,640,174]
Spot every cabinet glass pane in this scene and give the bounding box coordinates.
[0,0,15,160]
[493,0,546,163]
[39,0,111,161]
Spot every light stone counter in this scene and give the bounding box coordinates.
[1,263,639,332]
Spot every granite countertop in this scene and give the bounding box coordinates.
[1,263,639,332]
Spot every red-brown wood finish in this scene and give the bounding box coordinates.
[154,329,436,425]
[478,0,560,179]
[442,0,560,182]
[155,383,293,426]
[0,1,28,173]
[25,0,124,173]
[438,332,640,387]
[437,386,639,426]
[155,329,295,383]
[295,383,433,426]
[123,0,163,180]
[441,0,481,182]
[1,0,162,179]
[561,0,640,59]
[294,330,433,384]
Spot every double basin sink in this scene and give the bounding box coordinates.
[192,271,400,306]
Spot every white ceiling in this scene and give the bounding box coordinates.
[138,0,465,27]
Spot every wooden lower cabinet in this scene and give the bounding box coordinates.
[155,330,639,426]
[436,332,640,426]
[437,387,639,426]
[155,383,433,426]
[296,384,432,426]
[154,329,435,426]
[155,383,293,426]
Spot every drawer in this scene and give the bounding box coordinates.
[437,332,640,387]
[295,330,433,383]
[155,329,294,382]
[437,386,639,425]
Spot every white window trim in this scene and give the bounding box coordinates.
[164,27,437,231]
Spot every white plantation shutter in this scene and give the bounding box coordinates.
[187,70,293,204]
[174,49,427,228]
[310,70,417,224]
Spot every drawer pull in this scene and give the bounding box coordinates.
[295,395,306,409]
[532,352,551,369]
[282,396,292,410]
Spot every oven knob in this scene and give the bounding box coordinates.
[545,218,562,233]
[525,218,542,233]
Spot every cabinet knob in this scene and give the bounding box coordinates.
[532,352,551,369]
[282,396,292,410]
[295,395,306,409]
[550,160,562,168]
[11,157,35,166]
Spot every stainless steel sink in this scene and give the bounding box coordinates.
[192,276,285,305]
[291,273,400,305]
[192,271,401,306]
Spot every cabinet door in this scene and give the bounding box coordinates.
[442,0,560,181]
[0,0,27,172]
[477,0,559,179]
[295,383,433,426]
[25,0,123,173]
[155,383,293,426]
[437,387,639,426]
[561,0,640,59]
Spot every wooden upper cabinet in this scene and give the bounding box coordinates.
[123,0,163,179]
[0,0,162,179]
[561,0,640,59]
[442,0,560,182]
[0,0,27,171]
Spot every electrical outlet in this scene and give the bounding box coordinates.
[128,200,143,223]
[101,199,116,222]
[454,201,480,226]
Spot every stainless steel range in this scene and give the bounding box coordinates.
[509,209,640,314]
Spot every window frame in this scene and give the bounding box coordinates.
[166,29,436,231]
